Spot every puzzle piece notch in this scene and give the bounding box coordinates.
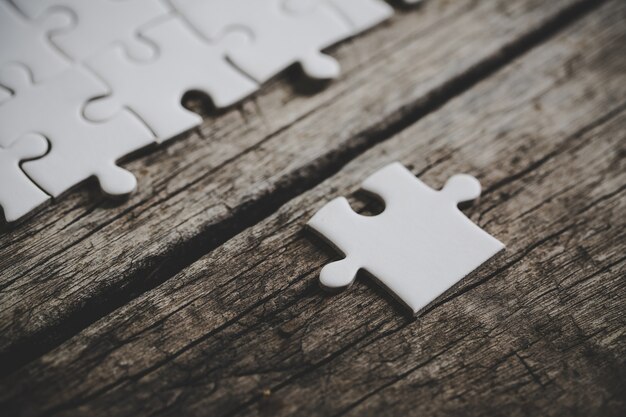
[171,0,355,82]
[13,0,169,61]
[84,16,258,142]
[308,162,504,315]
[0,64,154,197]
[0,0,70,82]
[0,133,50,223]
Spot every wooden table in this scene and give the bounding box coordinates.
[1,0,624,415]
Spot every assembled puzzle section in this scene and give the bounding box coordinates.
[0,0,70,82]
[13,0,169,61]
[84,16,258,142]
[0,65,154,198]
[308,162,505,315]
[0,0,395,223]
[172,0,364,81]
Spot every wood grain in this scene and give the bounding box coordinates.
[2,1,623,415]
[0,0,601,370]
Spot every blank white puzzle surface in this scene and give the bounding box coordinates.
[308,163,505,315]
[0,0,70,82]
[0,0,395,223]
[13,0,169,61]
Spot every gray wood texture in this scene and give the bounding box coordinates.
[1,0,624,415]
[0,0,603,371]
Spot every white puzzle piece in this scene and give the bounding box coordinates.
[13,0,169,61]
[0,0,70,81]
[170,0,353,82]
[0,65,154,197]
[0,85,11,104]
[0,133,50,223]
[307,162,505,315]
[327,0,393,33]
[84,16,258,142]
[284,0,393,34]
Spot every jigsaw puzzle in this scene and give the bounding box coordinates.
[0,65,154,198]
[0,0,70,82]
[0,0,395,223]
[173,0,354,81]
[0,133,49,223]
[84,16,258,142]
[308,163,505,315]
[13,0,169,61]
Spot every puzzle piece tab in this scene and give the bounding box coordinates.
[171,0,353,82]
[0,0,70,81]
[0,65,154,197]
[308,163,505,315]
[0,133,50,223]
[85,16,258,142]
[13,0,169,61]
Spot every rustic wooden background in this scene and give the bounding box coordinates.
[1,0,625,415]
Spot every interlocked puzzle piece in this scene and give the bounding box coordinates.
[84,16,258,142]
[0,65,154,197]
[171,0,357,82]
[0,133,49,223]
[0,0,70,82]
[284,0,394,34]
[308,163,505,315]
[13,0,169,61]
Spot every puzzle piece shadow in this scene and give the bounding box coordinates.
[283,64,336,96]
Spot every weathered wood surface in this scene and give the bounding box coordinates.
[0,0,602,370]
[1,0,624,415]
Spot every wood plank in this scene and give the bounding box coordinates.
[2,1,624,415]
[0,0,600,368]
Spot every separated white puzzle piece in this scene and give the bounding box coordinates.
[0,133,50,223]
[84,16,258,142]
[308,162,505,315]
[170,0,354,82]
[0,65,154,198]
[0,0,70,82]
[13,0,169,61]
